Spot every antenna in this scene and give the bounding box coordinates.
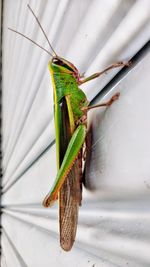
[8,28,53,56]
[27,4,58,57]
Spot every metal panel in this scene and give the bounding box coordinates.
[1,0,150,266]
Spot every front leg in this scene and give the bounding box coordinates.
[79,61,131,85]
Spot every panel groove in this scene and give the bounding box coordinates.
[2,228,28,267]
[3,138,55,194]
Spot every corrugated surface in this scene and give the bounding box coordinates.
[1,0,150,266]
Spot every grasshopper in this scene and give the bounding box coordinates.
[9,5,129,251]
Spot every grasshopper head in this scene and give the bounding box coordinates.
[49,56,80,81]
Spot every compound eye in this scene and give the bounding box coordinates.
[52,58,74,72]
[52,58,63,65]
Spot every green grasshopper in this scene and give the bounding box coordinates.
[9,5,129,251]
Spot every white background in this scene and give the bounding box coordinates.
[1,0,150,266]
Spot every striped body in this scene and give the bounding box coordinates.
[43,57,89,250]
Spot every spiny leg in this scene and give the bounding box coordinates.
[79,61,131,85]
[84,92,120,111]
